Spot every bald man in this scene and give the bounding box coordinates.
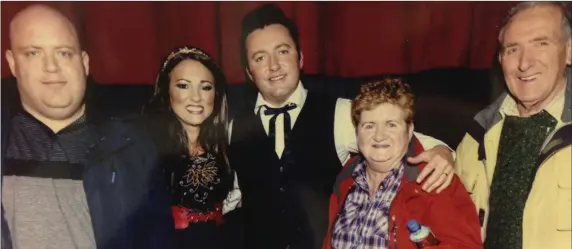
[2,5,174,249]
[6,4,89,132]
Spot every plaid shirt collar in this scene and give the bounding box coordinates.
[352,158,403,193]
[331,157,404,249]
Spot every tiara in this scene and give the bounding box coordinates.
[161,47,212,72]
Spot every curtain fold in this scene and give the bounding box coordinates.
[2,2,538,84]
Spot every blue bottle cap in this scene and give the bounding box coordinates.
[407,219,422,233]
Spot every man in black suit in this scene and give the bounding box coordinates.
[223,4,458,249]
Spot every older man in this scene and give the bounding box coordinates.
[1,4,174,249]
[455,2,571,249]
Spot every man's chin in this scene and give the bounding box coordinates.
[514,93,546,106]
[262,90,296,106]
[41,103,84,119]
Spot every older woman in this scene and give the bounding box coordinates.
[322,79,482,249]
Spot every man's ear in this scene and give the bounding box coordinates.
[245,67,253,82]
[408,122,415,140]
[81,51,90,75]
[566,37,571,65]
[299,50,304,69]
[6,50,16,76]
[497,29,504,66]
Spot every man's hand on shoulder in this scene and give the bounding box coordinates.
[407,145,455,193]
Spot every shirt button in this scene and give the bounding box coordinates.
[280,187,285,192]
[279,167,284,172]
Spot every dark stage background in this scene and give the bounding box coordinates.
[3,1,566,85]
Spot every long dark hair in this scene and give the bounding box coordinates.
[143,46,229,162]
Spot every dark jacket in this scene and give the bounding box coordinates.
[323,136,482,249]
[1,103,175,249]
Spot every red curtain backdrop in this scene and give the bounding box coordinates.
[1,1,537,85]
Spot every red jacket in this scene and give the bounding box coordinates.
[322,137,482,249]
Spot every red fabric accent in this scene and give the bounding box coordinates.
[1,2,544,84]
[171,204,223,230]
[323,137,482,249]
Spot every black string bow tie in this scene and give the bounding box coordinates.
[263,103,297,116]
[262,103,298,151]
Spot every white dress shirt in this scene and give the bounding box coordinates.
[222,81,450,214]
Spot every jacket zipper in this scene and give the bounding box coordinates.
[99,136,129,247]
[391,215,398,249]
[525,125,564,202]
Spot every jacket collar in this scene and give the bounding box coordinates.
[474,66,572,131]
[87,116,140,163]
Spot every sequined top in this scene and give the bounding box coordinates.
[167,152,232,212]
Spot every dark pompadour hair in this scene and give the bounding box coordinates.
[240,4,301,70]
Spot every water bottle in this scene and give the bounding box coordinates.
[407,219,441,248]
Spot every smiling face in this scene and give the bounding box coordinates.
[6,5,89,123]
[499,4,572,115]
[245,24,302,106]
[169,59,215,127]
[357,103,414,173]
